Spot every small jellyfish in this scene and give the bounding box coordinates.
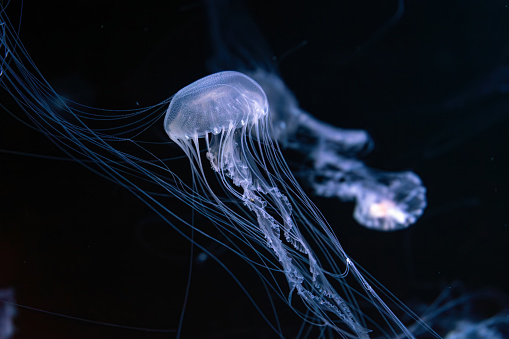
[164,70,414,338]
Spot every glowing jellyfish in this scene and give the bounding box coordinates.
[245,70,427,231]
[163,70,418,337]
[205,0,427,231]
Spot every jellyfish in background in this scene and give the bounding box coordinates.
[404,284,509,339]
[445,317,509,339]
[0,288,15,339]
[205,0,427,231]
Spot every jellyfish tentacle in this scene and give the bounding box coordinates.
[164,71,424,338]
[207,127,370,337]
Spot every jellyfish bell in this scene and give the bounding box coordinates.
[165,71,267,141]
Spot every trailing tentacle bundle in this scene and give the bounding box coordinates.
[164,71,375,338]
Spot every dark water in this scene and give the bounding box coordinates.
[1,1,509,338]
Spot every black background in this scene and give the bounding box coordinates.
[1,0,509,338]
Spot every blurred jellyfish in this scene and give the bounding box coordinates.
[164,69,426,337]
[445,317,509,339]
[405,284,509,339]
[205,0,427,231]
[442,297,509,339]
[0,288,15,339]
[0,2,439,338]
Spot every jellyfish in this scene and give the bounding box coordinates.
[205,0,427,231]
[0,288,15,339]
[0,2,445,338]
[163,69,421,337]
[400,284,509,339]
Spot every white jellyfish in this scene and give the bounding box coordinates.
[163,70,417,337]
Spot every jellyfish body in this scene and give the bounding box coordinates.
[164,71,266,140]
[164,71,414,338]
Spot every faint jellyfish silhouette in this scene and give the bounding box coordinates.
[0,288,15,339]
[445,317,509,339]
[441,289,509,339]
[205,0,427,231]
[403,284,509,339]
